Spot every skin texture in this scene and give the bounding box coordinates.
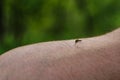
[0,28,120,80]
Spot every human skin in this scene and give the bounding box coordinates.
[0,28,120,80]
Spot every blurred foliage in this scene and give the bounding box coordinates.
[0,0,120,54]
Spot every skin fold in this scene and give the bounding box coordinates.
[0,28,120,80]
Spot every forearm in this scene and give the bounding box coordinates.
[0,28,120,80]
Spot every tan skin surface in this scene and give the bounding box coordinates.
[0,28,120,80]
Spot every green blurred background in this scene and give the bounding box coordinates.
[0,0,120,54]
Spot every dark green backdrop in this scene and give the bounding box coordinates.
[0,0,120,54]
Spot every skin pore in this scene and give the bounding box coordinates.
[0,28,120,80]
